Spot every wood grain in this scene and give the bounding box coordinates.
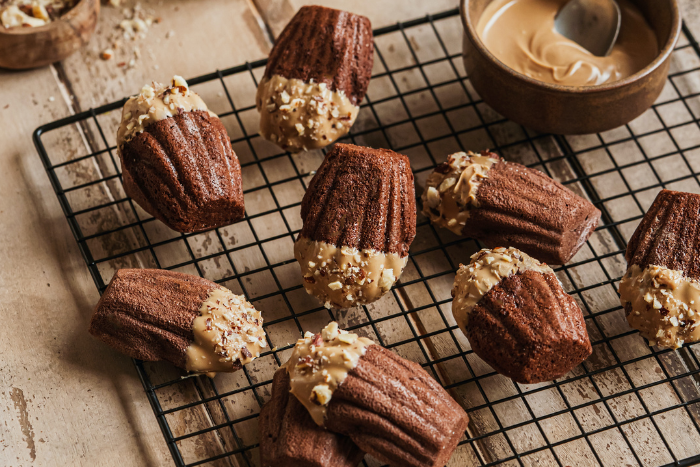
[0,67,170,466]
[252,0,459,37]
[59,0,273,111]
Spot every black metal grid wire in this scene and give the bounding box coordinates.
[33,8,700,467]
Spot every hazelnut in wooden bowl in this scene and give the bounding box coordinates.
[460,0,681,135]
[0,0,99,70]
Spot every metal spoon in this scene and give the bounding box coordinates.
[554,0,621,57]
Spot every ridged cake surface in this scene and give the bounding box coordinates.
[89,269,215,368]
[423,151,601,264]
[295,144,416,308]
[621,190,700,348]
[625,190,700,278]
[120,110,244,233]
[468,159,600,264]
[300,143,415,255]
[89,269,266,373]
[264,5,373,106]
[467,269,592,383]
[325,345,469,467]
[256,6,373,152]
[259,369,365,467]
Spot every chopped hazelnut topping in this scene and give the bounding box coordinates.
[421,151,497,235]
[256,75,359,152]
[337,333,357,345]
[295,237,408,309]
[185,288,266,375]
[321,322,340,341]
[378,268,396,290]
[452,247,553,329]
[311,384,332,405]
[620,264,700,349]
[285,322,374,425]
[117,76,212,149]
[172,75,188,90]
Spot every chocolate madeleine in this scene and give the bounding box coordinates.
[259,368,364,467]
[295,143,416,309]
[256,6,373,152]
[285,322,469,467]
[117,76,244,233]
[422,151,601,264]
[619,189,700,349]
[89,269,266,374]
[453,247,592,383]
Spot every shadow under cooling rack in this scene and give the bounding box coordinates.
[34,8,700,467]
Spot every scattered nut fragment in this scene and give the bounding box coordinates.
[310,384,333,406]
[32,4,49,21]
[378,268,396,290]
[132,17,147,32]
[322,322,340,341]
[303,275,316,284]
[172,75,188,90]
[439,178,456,193]
[100,1,159,68]
[140,84,155,99]
[337,333,358,345]
[425,186,440,209]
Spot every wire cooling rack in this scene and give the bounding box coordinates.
[33,8,700,467]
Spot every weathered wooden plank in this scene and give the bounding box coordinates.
[0,68,171,466]
[60,0,272,110]
[253,0,459,38]
[1,0,273,465]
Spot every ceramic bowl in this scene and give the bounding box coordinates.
[0,0,99,70]
[460,0,681,135]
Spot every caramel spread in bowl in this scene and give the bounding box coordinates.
[477,0,658,86]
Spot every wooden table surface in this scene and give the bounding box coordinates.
[1,1,700,466]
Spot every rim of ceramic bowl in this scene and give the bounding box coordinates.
[460,0,682,94]
[0,0,93,36]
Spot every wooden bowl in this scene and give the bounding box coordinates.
[460,0,681,135]
[0,0,99,70]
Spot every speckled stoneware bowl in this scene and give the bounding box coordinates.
[461,0,681,135]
